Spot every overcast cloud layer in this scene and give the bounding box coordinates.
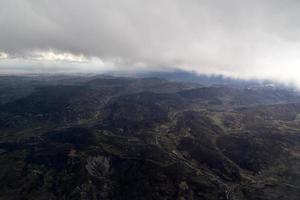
[1,0,300,83]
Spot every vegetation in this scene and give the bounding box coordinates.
[0,75,299,199]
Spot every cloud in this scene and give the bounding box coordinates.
[31,51,88,63]
[0,52,9,59]
[0,50,116,74]
[1,0,300,83]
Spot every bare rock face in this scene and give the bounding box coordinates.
[85,156,111,178]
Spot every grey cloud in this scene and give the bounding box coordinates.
[1,0,300,82]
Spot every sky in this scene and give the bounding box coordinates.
[1,0,300,84]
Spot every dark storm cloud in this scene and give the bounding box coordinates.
[1,0,300,82]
